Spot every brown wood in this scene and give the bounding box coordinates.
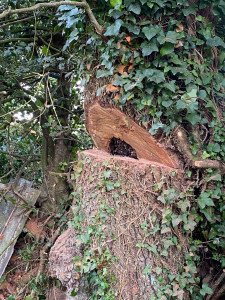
[86,101,178,169]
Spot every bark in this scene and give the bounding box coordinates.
[38,76,72,211]
[49,150,191,299]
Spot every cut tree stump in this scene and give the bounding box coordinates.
[49,150,191,299]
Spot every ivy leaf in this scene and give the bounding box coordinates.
[163,80,177,92]
[201,207,214,222]
[106,181,114,191]
[197,193,215,209]
[110,0,122,7]
[142,25,160,40]
[207,36,225,48]
[104,19,123,36]
[141,41,159,56]
[148,70,165,84]
[162,100,173,108]
[103,170,112,178]
[160,42,174,56]
[127,24,140,35]
[157,31,180,44]
[178,200,190,212]
[96,68,114,78]
[186,113,201,125]
[198,89,207,98]
[200,284,213,296]
[184,218,197,231]
[172,216,182,227]
[128,3,141,14]
[182,6,196,16]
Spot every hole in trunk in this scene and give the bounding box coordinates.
[109,137,138,159]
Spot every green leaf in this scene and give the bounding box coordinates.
[127,24,140,35]
[143,266,151,274]
[106,181,114,191]
[128,3,141,14]
[96,68,114,78]
[186,113,201,125]
[110,0,122,7]
[114,181,121,187]
[197,192,215,209]
[172,216,182,227]
[160,43,174,56]
[163,80,177,92]
[70,289,78,296]
[182,6,196,16]
[144,69,165,83]
[104,19,123,36]
[207,143,221,153]
[198,89,207,98]
[103,170,112,178]
[177,200,190,212]
[162,100,173,107]
[201,207,214,222]
[200,284,213,296]
[141,41,159,56]
[184,218,197,231]
[142,25,160,40]
[157,31,180,44]
[207,36,225,48]
[42,46,48,54]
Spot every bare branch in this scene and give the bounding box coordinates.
[0,37,38,44]
[0,1,105,35]
[174,127,225,174]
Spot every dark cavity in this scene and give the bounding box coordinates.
[109,137,138,159]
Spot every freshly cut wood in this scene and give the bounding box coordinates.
[85,101,178,169]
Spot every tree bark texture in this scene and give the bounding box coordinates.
[49,149,191,299]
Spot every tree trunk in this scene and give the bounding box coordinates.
[49,147,191,299]
[48,78,193,299]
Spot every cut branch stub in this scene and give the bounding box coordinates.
[86,101,178,169]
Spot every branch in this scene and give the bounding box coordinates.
[174,127,225,174]
[0,37,38,44]
[0,1,105,35]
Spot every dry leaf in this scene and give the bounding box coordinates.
[86,63,91,70]
[114,94,119,100]
[117,64,126,74]
[129,57,134,64]
[175,40,183,48]
[106,83,119,92]
[75,261,82,268]
[176,23,184,32]
[117,42,121,49]
[126,36,131,43]
[75,273,81,280]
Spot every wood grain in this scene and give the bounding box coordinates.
[86,101,178,169]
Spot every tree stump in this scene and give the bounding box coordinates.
[49,104,192,299]
[66,149,190,299]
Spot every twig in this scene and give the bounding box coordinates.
[0,1,105,35]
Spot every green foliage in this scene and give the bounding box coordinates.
[1,0,225,298]
[72,167,116,298]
